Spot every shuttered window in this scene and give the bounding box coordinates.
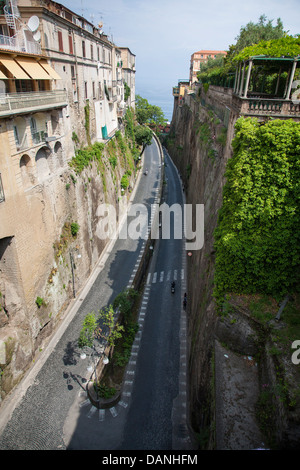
[68,35,73,55]
[58,31,63,52]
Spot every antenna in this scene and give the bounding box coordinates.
[27,15,39,32]
[33,30,41,42]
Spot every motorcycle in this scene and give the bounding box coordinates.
[144,168,148,175]
[171,281,175,293]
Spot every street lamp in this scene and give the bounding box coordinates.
[80,345,109,402]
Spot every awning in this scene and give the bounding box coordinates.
[39,60,62,80]
[0,70,7,79]
[15,57,51,80]
[0,55,30,79]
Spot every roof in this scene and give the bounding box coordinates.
[193,50,227,55]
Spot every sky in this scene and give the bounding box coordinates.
[61,0,300,121]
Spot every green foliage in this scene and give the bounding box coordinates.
[69,142,105,174]
[78,305,124,349]
[124,81,131,102]
[198,15,287,86]
[72,131,79,145]
[78,312,98,348]
[229,15,285,59]
[84,100,91,145]
[96,384,116,399]
[134,125,153,147]
[70,222,79,236]
[214,117,300,301]
[233,35,300,63]
[135,94,167,129]
[35,296,45,308]
[120,174,129,190]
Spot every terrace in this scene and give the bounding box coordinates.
[232,54,300,120]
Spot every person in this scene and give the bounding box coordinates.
[183,293,187,308]
[171,281,175,291]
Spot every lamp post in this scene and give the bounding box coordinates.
[80,344,109,402]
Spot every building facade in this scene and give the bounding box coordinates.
[0,0,135,397]
[119,47,136,109]
[190,49,227,84]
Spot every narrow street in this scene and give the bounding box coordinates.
[0,141,191,450]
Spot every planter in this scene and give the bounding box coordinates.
[86,379,121,409]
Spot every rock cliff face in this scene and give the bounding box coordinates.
[166,90,236,443]
[166,87,300,449]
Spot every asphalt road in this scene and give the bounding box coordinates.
[0,140,191,451]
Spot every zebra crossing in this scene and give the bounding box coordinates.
[78,389,130,421]
[146,268,185,285]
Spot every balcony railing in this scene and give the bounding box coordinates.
[0,90,68,117]
[0,35,41,55]
[232,94,300,119]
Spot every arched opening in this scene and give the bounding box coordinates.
[35,146,51,181]
[54,141,63,168]
[20,154,35,188]
[14,116,28,150]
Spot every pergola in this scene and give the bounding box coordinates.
[233,55,300,100]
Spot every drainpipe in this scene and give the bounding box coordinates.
[72,29,80,102]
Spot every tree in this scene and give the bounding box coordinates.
[198,15,288,87]
[78,305,124,349]
[134,125,153,148]
[225,15,285,66]
[135,94,166,128]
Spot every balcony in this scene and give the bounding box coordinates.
[0,34,41,55]
[232,94,300,120]
[0,90,68,117]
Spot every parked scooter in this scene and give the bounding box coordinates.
[171,281,175,293]
[144,168,148,175]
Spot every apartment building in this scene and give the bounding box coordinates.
[190,49,227,84]
[119,47,136,109]
[0,0,134,394]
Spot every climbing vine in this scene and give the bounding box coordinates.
[214,117,300,302]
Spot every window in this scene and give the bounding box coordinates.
[68,35,73,55]
[84,81,87,100]
[58,31,64,52]
[90,44,93,60]
[92,81,95,99]
[82,41,86,58]
[71,65,75,79]
[0,173,4,202]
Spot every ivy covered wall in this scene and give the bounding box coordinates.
[214,117,300,301]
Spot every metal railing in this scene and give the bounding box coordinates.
[0,90,68,117]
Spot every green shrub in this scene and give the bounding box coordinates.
[71,222,79,236]
[214,117,300,301]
